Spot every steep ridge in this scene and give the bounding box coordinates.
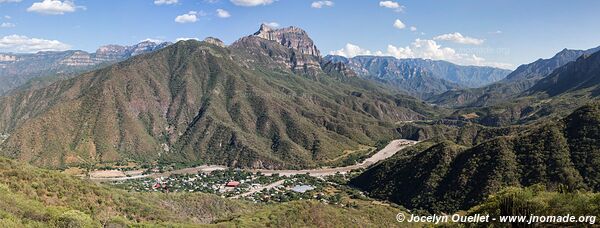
[430,46,600,107]
[0,32,441,169]
[0,41,171,95]
[324,55,510,97]
[351,102,600,212]
[444,47,600,127]
[526,51,600,96]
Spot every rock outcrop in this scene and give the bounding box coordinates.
[203,37,226,47]
[231,24,324,76]
[253,24,321,57]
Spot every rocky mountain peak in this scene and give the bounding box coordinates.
[204,37,226,47]
[252,24,321,57]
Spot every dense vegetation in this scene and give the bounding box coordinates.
[0,39,442,169]
[351,102,600,213]
[468,186,600,226]
[0,155,413,227]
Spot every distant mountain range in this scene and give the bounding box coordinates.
[430,46,600,107]
[0,41,171,95]
[324,55,511,97]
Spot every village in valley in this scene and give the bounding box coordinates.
[109,168,369,206]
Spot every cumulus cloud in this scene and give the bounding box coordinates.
[0,34,71,52]
[489,30,502,34]
[329,39,511,68]
[393,19,405,29]
[154,0,177,5]
[1,22,15,28]
[140,38,163,43]
[175,11,200,23]
[230,0,273,7]
[176,37,200,42]
[410,26,417,32]
[311,1,333,8]
[433,32,484,45]
[263,21,279,27]
[216,9,231,18]
[379,0,403,12]
[329,43,378,57]
[27,0,81,15]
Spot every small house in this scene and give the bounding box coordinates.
[225,181,240,188]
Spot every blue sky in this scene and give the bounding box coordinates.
[1,0,600,69]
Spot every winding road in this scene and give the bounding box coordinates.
[88,139,417,182]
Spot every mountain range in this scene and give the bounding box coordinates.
[0,41,171,95]
[429,46,600,107]
[325,55,511,97]
[1,22,600,222]
[0,25,442,169]
[350,47,600,212]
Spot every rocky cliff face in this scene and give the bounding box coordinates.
[253,24,321,57]
[231,24,325,76]
[59,51,97,66]
[95,41,171,61]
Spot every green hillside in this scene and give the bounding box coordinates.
[0,39,442,169]
[351,102,600,213]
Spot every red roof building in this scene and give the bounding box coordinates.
[225,181,240,187]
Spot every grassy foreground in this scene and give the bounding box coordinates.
[0,156,406,227]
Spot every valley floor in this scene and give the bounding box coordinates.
[87,139,418,181]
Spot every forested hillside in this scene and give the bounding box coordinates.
[351,102,600,212]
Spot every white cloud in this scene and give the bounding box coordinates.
[311,1,333,8]
[330,43,377,57]
[379,1,404,12]
[0,0,22,3]
[0,34,71,52]
[393,19,405,29]
[489,30,502,34]
[410,26,417,32]
[329,39,511,68]
[433,32,484,45]
[216,9,231,18]
[263,21,279,27]
[140,38,163,43]
[230,0,273,7]
[1,22,15,28]
[27,0,81,15]
[176,37,200,42]
[175,11,200,23]
[154,0,177,5]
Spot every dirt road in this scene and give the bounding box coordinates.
[89,139,417,182]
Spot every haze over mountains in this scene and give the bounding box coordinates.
[325,55,510,97]
[0,41,171,95]
[430,46,600,107]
